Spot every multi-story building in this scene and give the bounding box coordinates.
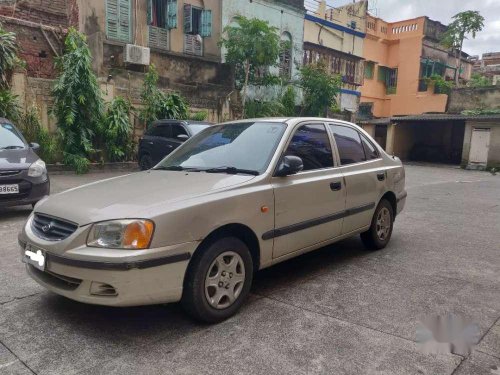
[2,0,234,129]
[472,52,500,85]
[221,0,305,100]
[303,0,367,115]
[360,15,473,119]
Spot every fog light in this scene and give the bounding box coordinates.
[90,282,118,297]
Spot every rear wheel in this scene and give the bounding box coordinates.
[139,154,153,170]
[361,199,394,250]
[182,237,253,323]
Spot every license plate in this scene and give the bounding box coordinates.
[0,184,19,194]
[22,244,46,271]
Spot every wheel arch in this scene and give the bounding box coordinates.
[379,191,397,219]
[191,223,261,273]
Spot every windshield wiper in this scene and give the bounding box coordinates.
[0,146,24,150]
[205,167,260,176]
[154,166,202,172]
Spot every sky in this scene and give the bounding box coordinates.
[331,0,499,57]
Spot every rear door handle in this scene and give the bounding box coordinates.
[377,172,386,181]
[330,182,342,191]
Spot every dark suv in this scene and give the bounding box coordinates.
[138,120,211,170]
[0,118,50,209]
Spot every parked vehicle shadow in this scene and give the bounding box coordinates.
[0,206,32,222]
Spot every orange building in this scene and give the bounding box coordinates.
[360,15,473,119]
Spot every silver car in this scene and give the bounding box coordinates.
[20,118,406,323]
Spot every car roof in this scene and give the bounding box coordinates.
[153,119,214,126]
[218,117,358,126]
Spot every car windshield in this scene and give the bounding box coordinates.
[0,123,26,150]
[187,124,211,135]
[155,122,287,175]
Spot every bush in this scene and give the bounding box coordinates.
[244,99,285,118]
[19,105,59,164]
[52,28,104,173]
[189,110,209,121]
[281,86,297,117]
[140,65,189,128]
[101,96,133,162]
[0,89,20,121]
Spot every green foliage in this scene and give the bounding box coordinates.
[140,65,189,127]
[19,105,59,164]
[189,110,209,121]
[467,73,492,88]
[219,16,281,108]
[281,86,297,117]
[244,99,285,118]
[52,28,104,173]
[299,62,342,117]
[0,23,20,87]
[101,96,133,162]
[0,89,20,121]
[424,74,454,94]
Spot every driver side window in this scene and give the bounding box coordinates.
[284,124,334,172]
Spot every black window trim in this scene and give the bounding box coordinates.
[329,123,383,167]
[274,121,337,176]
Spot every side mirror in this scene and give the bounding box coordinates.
[275,155,304,177]
[177,134,189,142]
[29,142,40,151]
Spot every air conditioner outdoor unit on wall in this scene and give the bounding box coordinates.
[124,44,151,65]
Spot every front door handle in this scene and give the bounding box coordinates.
[330,182,342,191]
[377,172,386,181]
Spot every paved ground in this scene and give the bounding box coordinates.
[0,165,499,375]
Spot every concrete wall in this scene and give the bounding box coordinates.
[448,87,500,114]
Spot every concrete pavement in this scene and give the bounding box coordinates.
[0,165,499,375]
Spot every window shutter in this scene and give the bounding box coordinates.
[184,34,203,56]
[149,25,169,50]
[200,9,212,37]
[106,0,119,40]
[147,0,152,25]
[117,0,131,42]
[183,4,192,33]
[167,0,177,29]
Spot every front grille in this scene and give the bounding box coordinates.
[31,213,78,241]
[0,170,21,177]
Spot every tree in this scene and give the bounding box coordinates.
[442,11,485,86]
[0,23,19,87]
[299,62,342,117]
[219,16,281,112]
[52,28,104,173]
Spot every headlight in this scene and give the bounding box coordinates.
[28,159,47,178]
[87,220,155,250]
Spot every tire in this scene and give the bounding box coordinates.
[139,154,153,170]
[361,199,394,251]
[182,237,253,324]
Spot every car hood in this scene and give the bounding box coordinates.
[35,171,256,225]
[0,148,39,169]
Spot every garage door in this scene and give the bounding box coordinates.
[469,128,490,165]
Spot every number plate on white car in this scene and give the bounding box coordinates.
[0,184,19,194]
[22,244,46,271]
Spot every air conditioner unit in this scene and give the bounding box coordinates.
[124,44,151,66]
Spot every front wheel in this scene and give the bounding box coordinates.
[182,237,253,323]
[361,199,394,250]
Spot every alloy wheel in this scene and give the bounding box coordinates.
[376,207,391,241]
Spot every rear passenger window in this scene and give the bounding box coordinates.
[284,124,333,171]
[330,125,366,165]
[153,125,170,138]
[361,134,380,160]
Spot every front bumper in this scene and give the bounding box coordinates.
[19,232,199,307]
[0,171,50,208]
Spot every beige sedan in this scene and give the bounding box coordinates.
[19,118,406,323]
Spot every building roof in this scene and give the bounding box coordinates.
[391,113,500,122]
